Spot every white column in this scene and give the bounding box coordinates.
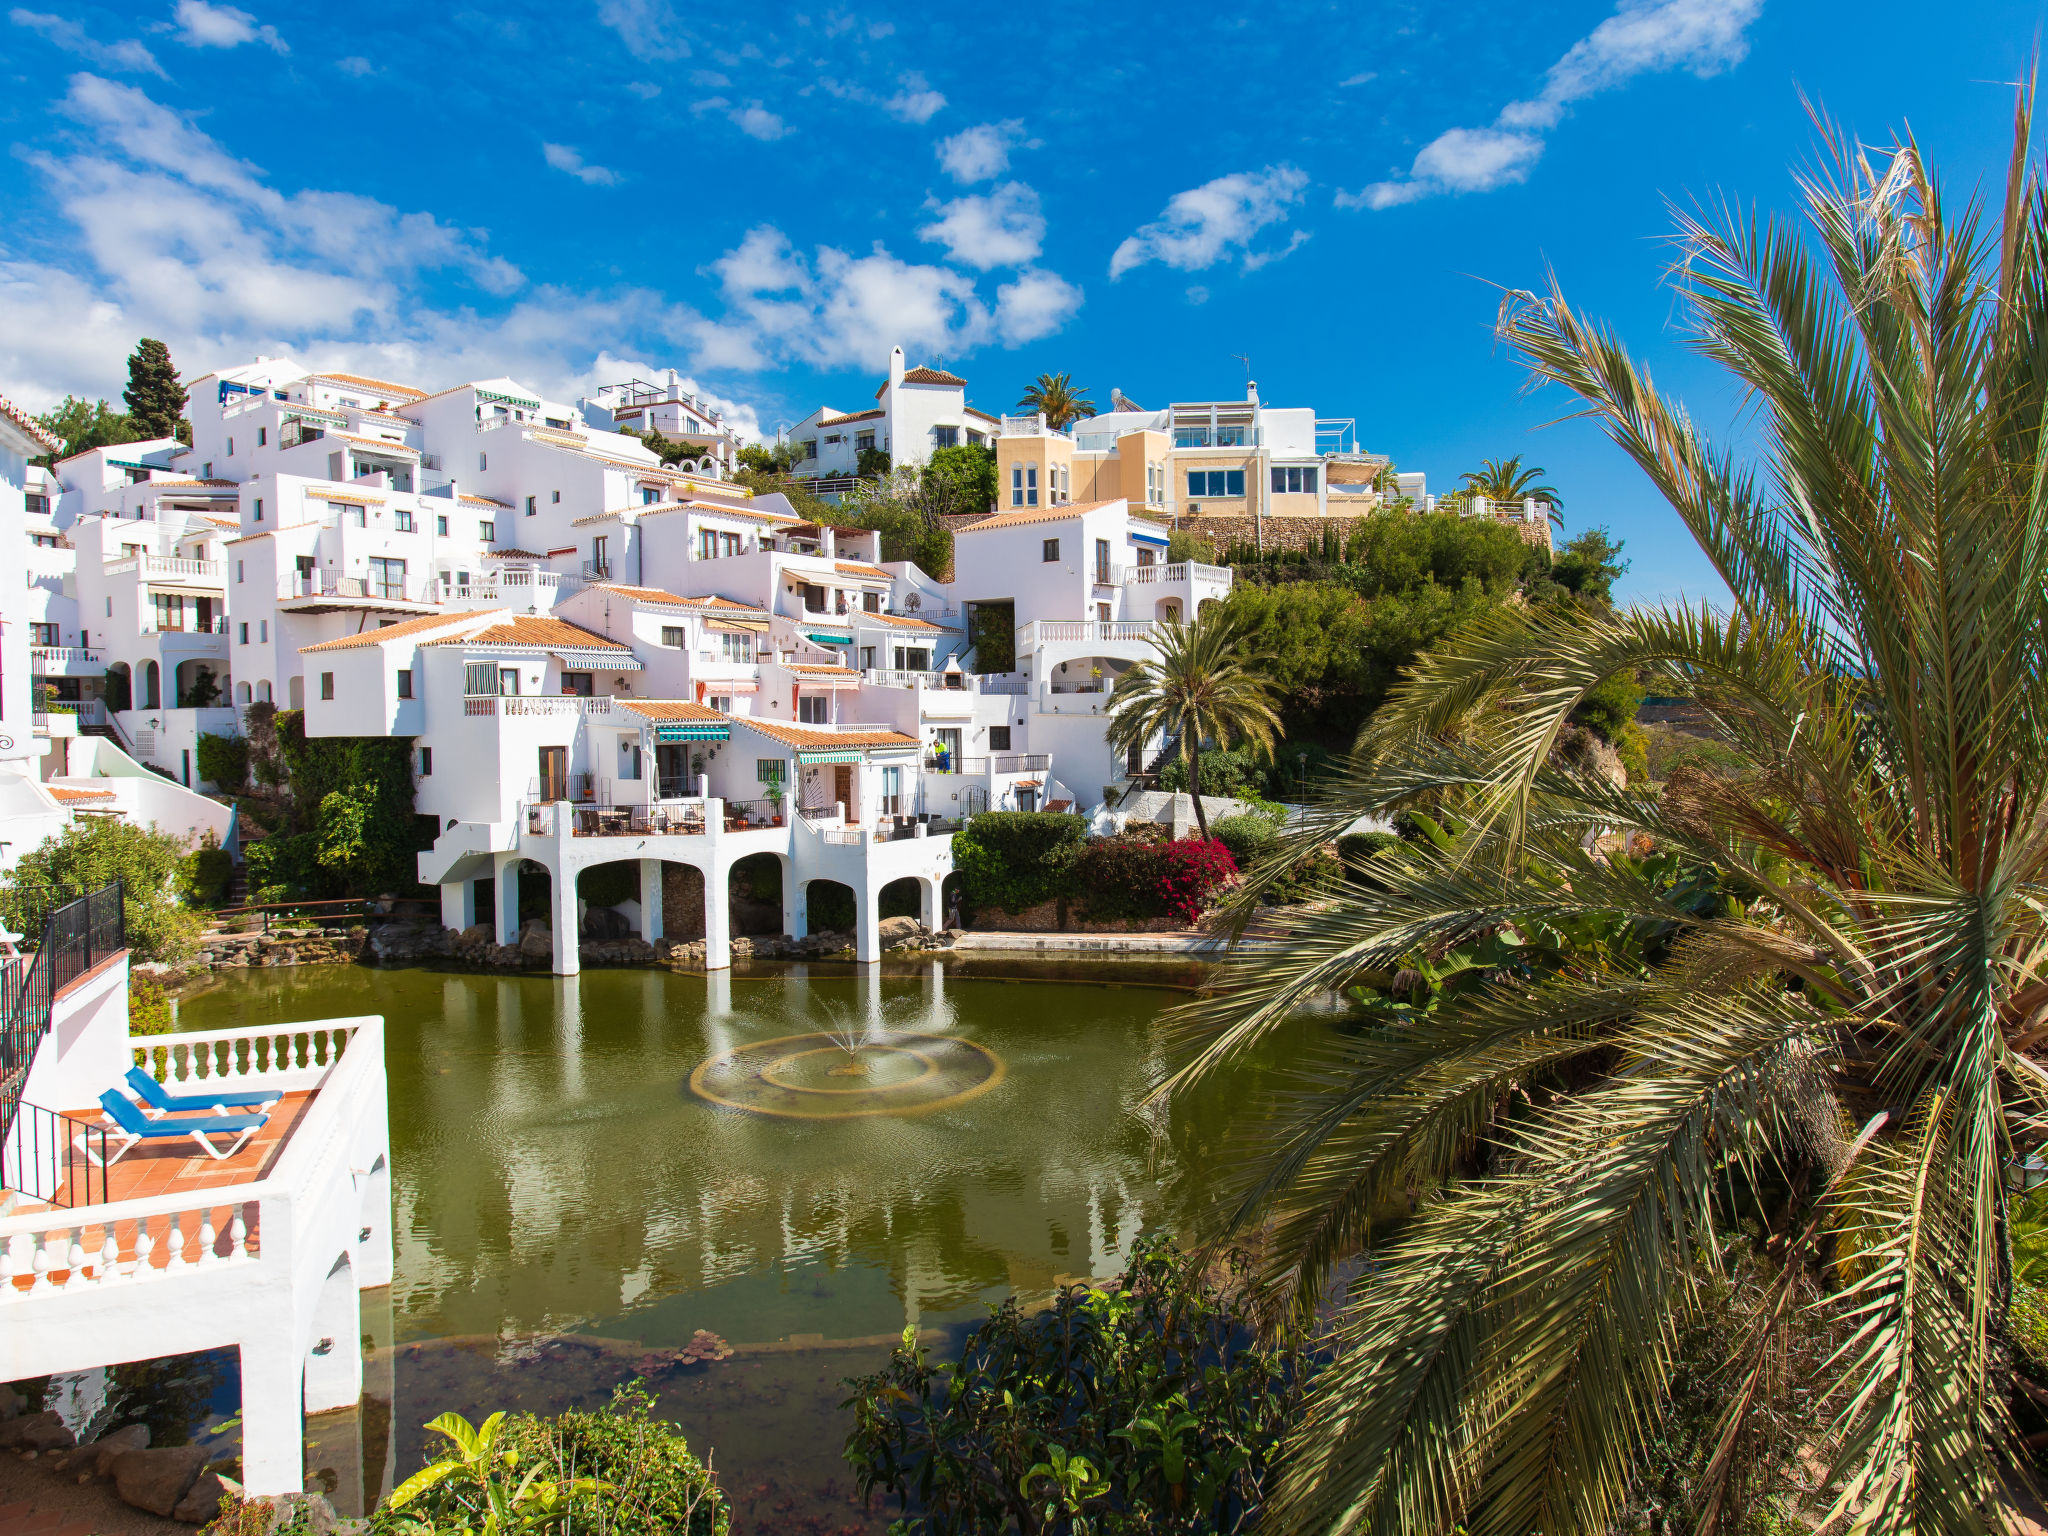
[440,878,475,932]
[854,882,880,964]
[303,1265,364,1414]
[703,857,731,971]
[493,858,519,946]
[785,864,807,939]
[236,1337,305,1498]
[550,868,580,976]
[638,859,664,943]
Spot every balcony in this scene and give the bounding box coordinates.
[999,413,1070,439]
[1016,620,1156,649]
[462,695,613,718]
[994,753,1051,774]
[141,616,230,636]
[1126,560,1232,588]
[104,555,226,585]
[30,646,106,677]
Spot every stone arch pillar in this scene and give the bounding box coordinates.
[304,1252,363,1415]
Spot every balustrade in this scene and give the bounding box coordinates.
[0,1201,256,1299]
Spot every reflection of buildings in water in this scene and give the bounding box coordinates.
[385,974,1165,1343]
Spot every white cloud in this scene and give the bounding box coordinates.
[336,55,373,76]
[542,143,621,187]
[594,0,689,61]
[730,103,786,140]
[172,0,285,52]
[1185,286,1209,305]
[1109,165,1309,279]
[625,79,660,99]
[692,225,1080,371]
[884,73,946,124]
[568,350,766,443]
[1344,0,1762,209]
[10,9,166,76]
[937,120,1026,184]
[1338,70,1377,86]
[919,183,1044,270]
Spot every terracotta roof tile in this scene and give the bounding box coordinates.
[424,616,630,651]
[310,372,428,400]
[331,431,420,456]
[817,408,885,426]
[955,499,1127,533]
[299,611,491,652]
[0,393,60,452]
[835,561,891,578]
[734,719,919,750]
[616,699,729,722]
[786,663,860,676]
[458,494,510,507]
[588,582,768,615]
[483,548,547,559]
[49,785,116,801]
[864,611,948,631]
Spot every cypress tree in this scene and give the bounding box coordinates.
[123,338,187,442]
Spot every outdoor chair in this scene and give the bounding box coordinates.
[124,1064,281,1120]
[86,1089,270,1167]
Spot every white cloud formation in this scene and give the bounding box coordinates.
[542,143,621,187]
[691,225,1081,371]
[936,120,1026,183]
[594,0,689,61]
[730,103,786,140]
[884,73,946,124]
[172,0,286,52]
[1343,0,1762,209]
[625,79,660,98]
[10,9,165,76]
[919,183,1044,270]
[1338,70,1376,86]
[1109,165,1309,279]
[336,55,374,76]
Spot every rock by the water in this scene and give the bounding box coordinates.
[877,915,924,948]
[517,923,554,963]
[173,1468,236,1523]
[580,904,631,942]
[111,1444,209,1516]
[0,1384,21,1421]
[0,1411,73,1452]
[54,1421,147,1477]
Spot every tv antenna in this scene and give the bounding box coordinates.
[1229,353,1252,380]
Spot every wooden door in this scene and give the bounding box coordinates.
[538,747,568,802]
[834,763,856,821]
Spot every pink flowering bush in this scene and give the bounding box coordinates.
[1151,837,1239,923]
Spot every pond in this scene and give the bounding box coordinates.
[175,957,1249,1528]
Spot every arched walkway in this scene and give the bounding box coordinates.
[141,659,161,710]
[804,878,855,935]
[878,876,922,921]
[104,662,132,714]
[576,858,644,941]
[728,852,785,935]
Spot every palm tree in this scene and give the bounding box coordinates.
[1106,606,1279,841]
[1164,102,2048,1534]
[1459,454,1562,523]
[1016,372,1097,431]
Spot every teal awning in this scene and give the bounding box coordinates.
[805,631,850,645]
[654,723,731,743]
[797,748,863,764]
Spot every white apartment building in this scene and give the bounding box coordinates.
[786,346,1002,484]
[579,370,740,478]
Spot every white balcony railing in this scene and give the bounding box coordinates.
[462,695,612,717]
[1016,620,1157,649]
[104,555,225,583]
[1124,561,1233,587]
[30,647,105,666]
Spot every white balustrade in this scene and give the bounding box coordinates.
[0,1196,259,1300]
[139,1021,361,1089]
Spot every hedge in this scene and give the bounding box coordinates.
[950,811,1085,914]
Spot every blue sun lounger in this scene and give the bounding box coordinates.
[86,1089,270,1167]
[125,1065,281,1119]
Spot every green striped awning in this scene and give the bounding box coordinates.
[655,723,732,743]
[804,632,851,645]
[796,748,863,764]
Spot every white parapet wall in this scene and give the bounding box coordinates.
[0,1015,392,1498]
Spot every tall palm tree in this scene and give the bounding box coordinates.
[1165,101,2048,1535]
[1016,372,1097,431]
[1106,606,1279,841]
[1458,454,1562,523]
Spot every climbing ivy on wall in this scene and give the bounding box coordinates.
[243,711,432,899]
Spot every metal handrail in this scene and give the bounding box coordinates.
[1,882,124,1154]
[1,1103,107,1208]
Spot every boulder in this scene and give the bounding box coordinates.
[460,923,493,945]
[517,924,554,964]
[173,1468,236,1523]
[0,1383,20,1421]
[0,1410,73,1451]
[54,1421,147,1477]
[111,1444,209,1516]
[877,915,924,949]
[580,904,631,942]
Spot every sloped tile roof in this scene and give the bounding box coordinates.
[954,499,1127,532]
[864,611,949,631]
[835,561,891,578]
[298,611,491,652]
[0,393,60,452]
[49,785,116,801]
[588,583,768,615]
[309,372,428,399]
[734,719,919,749]
[616,700,729,722]
[424,616,629,651]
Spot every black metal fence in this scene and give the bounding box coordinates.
[2,1102,107,1208]
[43,881,125,996]
[1,881,125,1175]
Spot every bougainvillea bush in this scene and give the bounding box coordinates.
[1072,830,1238,925]
[1151,837,1238,923]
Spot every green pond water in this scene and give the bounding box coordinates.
[175,958,1247,1528]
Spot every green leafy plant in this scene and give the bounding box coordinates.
[196,732,250,792]
[378,1410,599,1533]
[1,817,201,962]
[128,970,173,1035]
[844,1236,1304,1534]
[949,810,1086,915]
[182,832,233,907]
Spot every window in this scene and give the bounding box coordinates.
[641,487,660,505]
[708,695,732,714]
[1011,464,1040,508]
[861,646,876,669]
[856,432,875,452]
[465,662,497,696]
[498,668,520,696]
[880,764,903,814]
[436,515,449,536]
[1271,466,1318,495]
[418,746,432,776]
[798,695,829,724]
[662,625,686,648]
[1095,538,1111,584]
[368,556,406,600]
[259,680,272,702]
[552,490,560,504]
[560,672,594,696]
[526,495,536,515]
[227,437,234,456]
[591,536,608,575]
[478,452,488,471]
[1042,538,1060,563]
[28,621,57,646]
[1136,546,1156,568]
[236,559,244,584]
[319,672,335,700]
[863,590,880,613]
[756,758,784,785]
[395,509,414,532]
[260,620,268,642]
[257,427,266,447]
[933,426,958,449]
[239,622,249,644]
[396,669,414,699]
[253,498,264,522]
[800,439,817,461]
[989,725,1012,751]
[1188,469,1245,498]
[719,631,753,662]
[25,493,47,515]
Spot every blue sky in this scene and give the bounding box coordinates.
[0,0,2038,603]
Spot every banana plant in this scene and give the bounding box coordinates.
[384,1411,603,1534]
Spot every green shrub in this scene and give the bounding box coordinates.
[195,732,249,792]
[371,1384,727,1536]
[845,1236,1304,1534]
[951,811,1085,914]
[182,836,233,907]
[129,971,172,1035]
[1211,811,1280,865]
[0,818,200,962]
[1071,827,1168,921]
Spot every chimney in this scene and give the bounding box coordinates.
[666,368,679,392]
[889,346,905,388]
[1246,379,1259,405]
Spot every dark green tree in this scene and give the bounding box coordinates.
[123,338,188,442]
[33,396,140,464]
